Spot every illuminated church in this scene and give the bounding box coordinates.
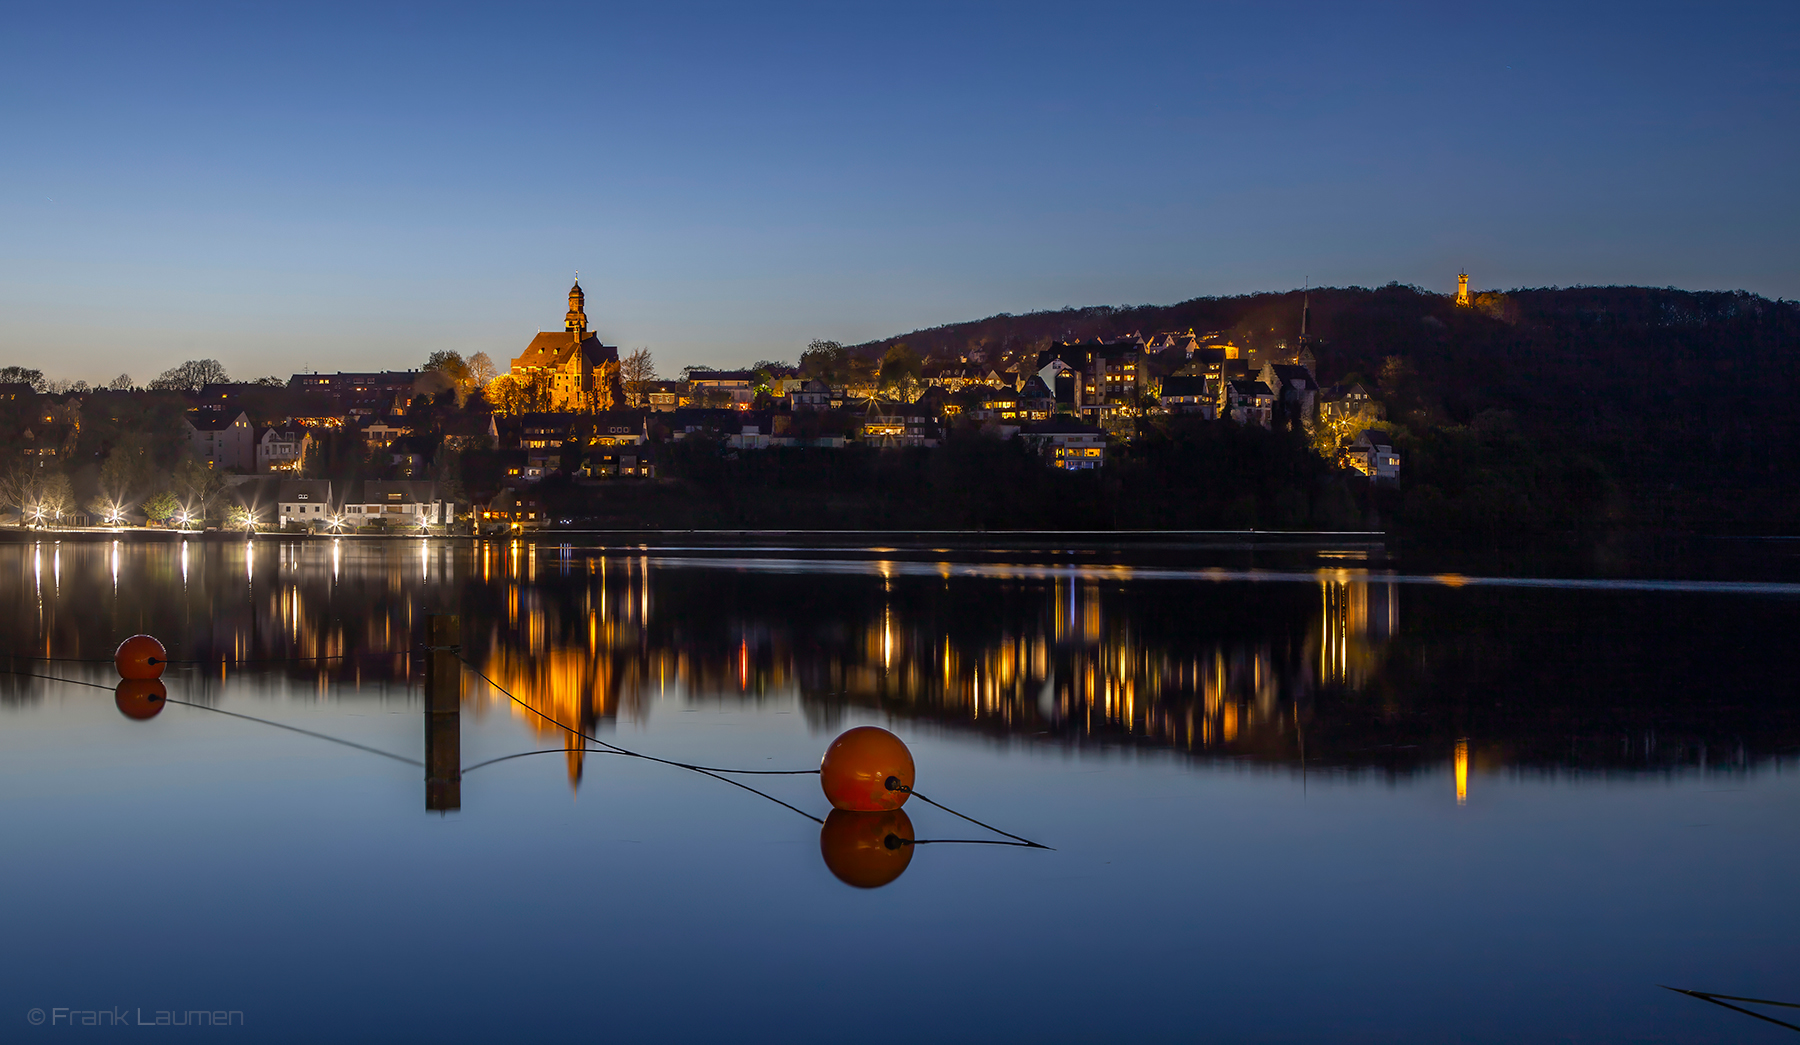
[508,281,622,411]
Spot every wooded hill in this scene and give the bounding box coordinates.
[851,284,1800,539]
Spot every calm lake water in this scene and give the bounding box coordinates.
[1,536,1797,1043]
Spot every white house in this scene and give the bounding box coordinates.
[1346,429,1401,482]
[257,427,312,474]
[277,479,334,528]
[343,480,451,528]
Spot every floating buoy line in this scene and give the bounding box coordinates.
[1,634,1049,888]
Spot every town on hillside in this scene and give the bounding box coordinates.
[0,278,1410,534]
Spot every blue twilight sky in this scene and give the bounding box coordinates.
[1,1,1795,382]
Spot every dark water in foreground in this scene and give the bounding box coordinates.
[0,537,1796,1043]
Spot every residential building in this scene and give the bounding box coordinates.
[1021,417,1107,470]
[257,427,312,474]
[361,418,409,451]
[1319,383,1385,443]
[583,449,651,477]
[1158,375,1215,416]
[667,408,746,440]
[1346,429,1401,482]
[1018,375,1057,420]
[643,380,685,411]
[686,370,757,409]
[478,488,542,532]
[186,411,256,471]
[860,406,940,448]
[1224,380,1276,428]
[343,481,451,528]
[1258,362,1320,431]
[790,379,831,412]
[1035,338,1149,429]
[276,479,334,528]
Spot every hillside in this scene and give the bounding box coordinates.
[853,284,1800,539]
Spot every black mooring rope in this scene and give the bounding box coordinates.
[462,747,627,773]
[161,697,424,767]
[1661,986,1800,1033]
[1,650,418,666]
[0,667,115,690]
[886,777,1052,849]
[455,652,825,824]
[0,665,423,767]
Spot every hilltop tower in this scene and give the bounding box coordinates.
[565,280,588,335]
[1455,272,1471,307]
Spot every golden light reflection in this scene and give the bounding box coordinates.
[1455,739,1469,805]
[0,540,1422,785]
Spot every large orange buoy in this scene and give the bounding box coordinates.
[820,725,914,811]
[115,635,167,680]
[114,678,167,720]
[819,809,915,888]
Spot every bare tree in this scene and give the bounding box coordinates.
[149,359,229,392]
[37,473,72,525]
[171,458,224,523]
[0,464,30,525]
[0,366,46,392]
[620,348,657,407]
[108,373,133,391]
[468,352,498,388]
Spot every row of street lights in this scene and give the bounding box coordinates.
[17,503,436,536]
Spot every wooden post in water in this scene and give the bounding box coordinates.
[424,614,461,812]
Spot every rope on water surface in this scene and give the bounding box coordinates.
[0,665,423,767]
[885,778,1052,850]
[455,651,825,824]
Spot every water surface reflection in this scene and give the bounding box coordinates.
[3,537,1792,801]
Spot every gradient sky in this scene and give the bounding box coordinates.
[2,1,1794,382]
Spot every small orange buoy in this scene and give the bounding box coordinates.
[114,678,167,720]
[820,725,914,811]
[115,635,167,679]
[819,809,915,888]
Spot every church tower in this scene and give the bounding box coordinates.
[1455,272,1471,307]
[565,281,588,335]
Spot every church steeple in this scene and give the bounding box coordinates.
[565,280,587,335]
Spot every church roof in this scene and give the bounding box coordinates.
[512,332,618,372]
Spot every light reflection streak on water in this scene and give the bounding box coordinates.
[638,556,1800,596]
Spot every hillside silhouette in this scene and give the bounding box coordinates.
[850,284,1800,540]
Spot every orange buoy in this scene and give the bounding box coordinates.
[115,635,167,679]
[820,725,914,811]
[114,678,167,720]
[819,808,915,888]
